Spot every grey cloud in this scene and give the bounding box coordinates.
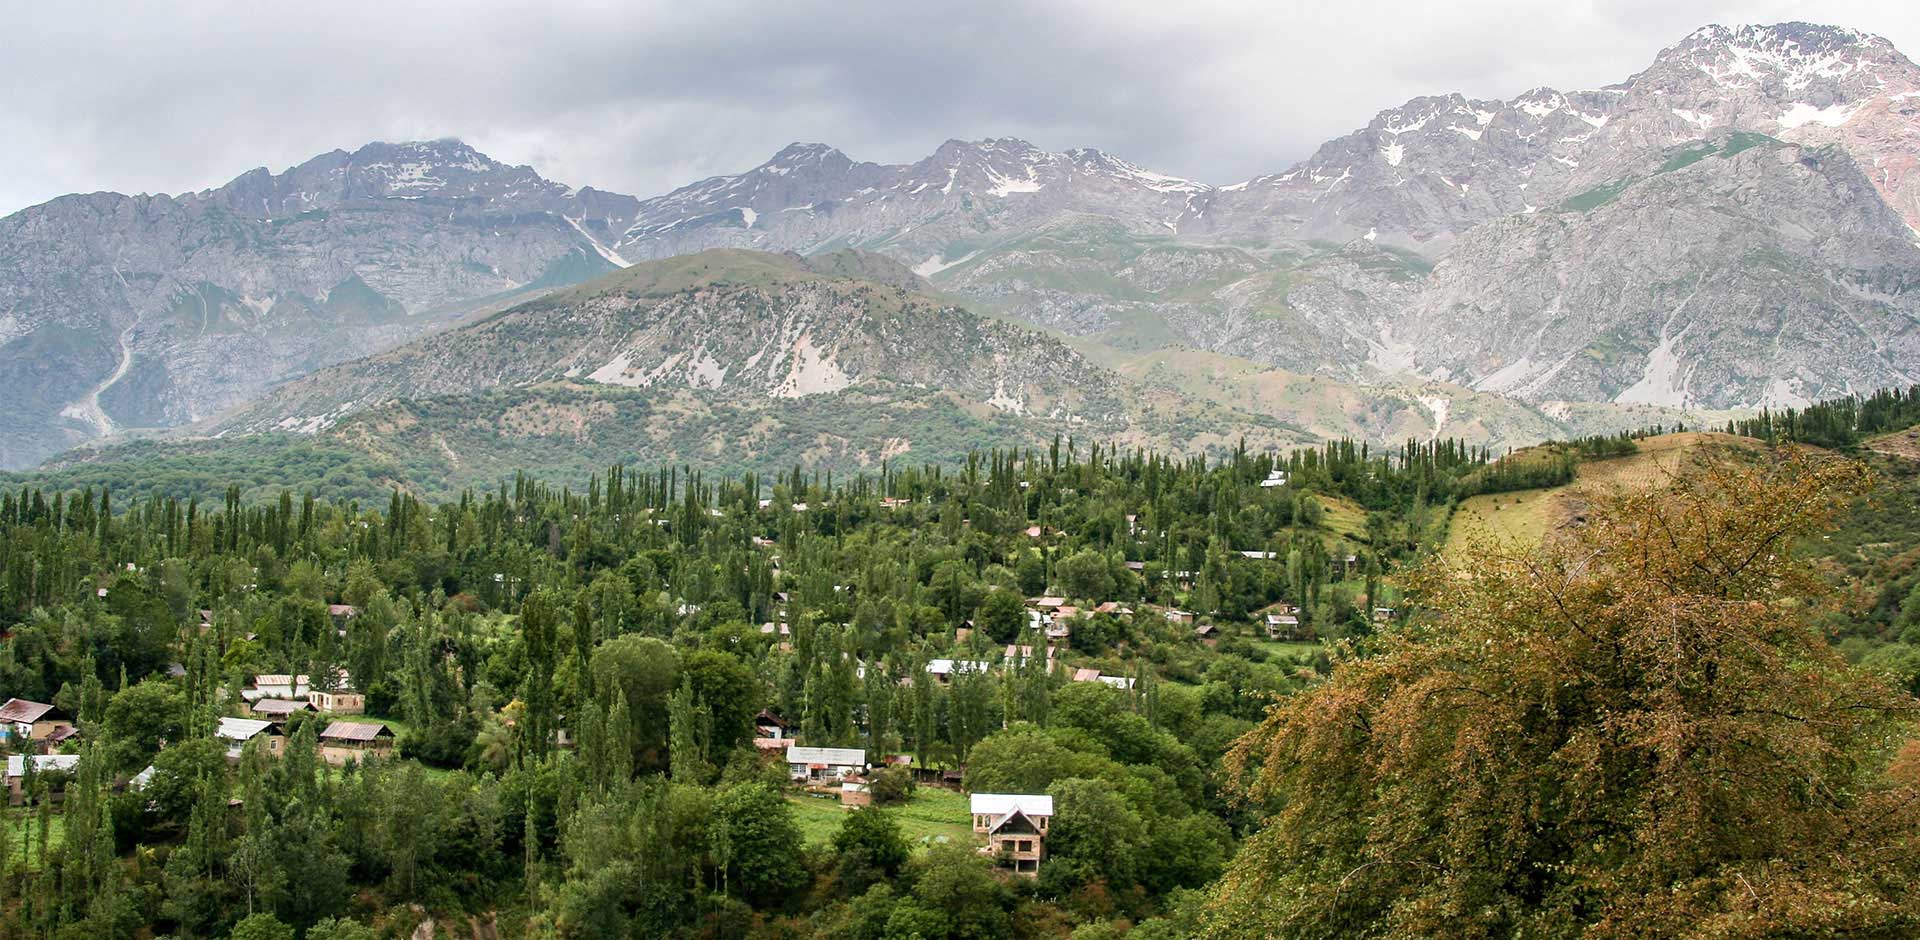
[2,0,1916,215]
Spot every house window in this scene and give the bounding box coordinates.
[1018,840,1032,852]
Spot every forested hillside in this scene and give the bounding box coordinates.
[0,406,1915,938]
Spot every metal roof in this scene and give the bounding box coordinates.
[969,793,1053,817]
[786,746,866,766]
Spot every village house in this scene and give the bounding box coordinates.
[925,659,992,686]
[317,721,394,765]
[0,699,74,751]
[754,709,791,741]
[1071,668,1135,690]
[839,780,872,807]
[1260,469,1290,488]
[1266,613,1303,640]
[243,674,310,702]
[786,746,867,783]
[1193,623,1220,646]
[309,688,367,714]
[754,710,795,755]
[1373,606,1397,625]
[1002,644,1055,672]
[218,716,287,761]
[970,793,1053,876]
[6,754,81,805]
[1161,608,1195,625]
[251,698,317,719]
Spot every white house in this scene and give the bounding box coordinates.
[787,746,867,782]
[969,792,1054,833]
[217,717,286,760]
[926,659,993,686]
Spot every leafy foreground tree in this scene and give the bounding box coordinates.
[1211,451,1920,939]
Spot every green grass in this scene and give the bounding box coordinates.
[1250,639,1325,661]
[1560,179,1632,212]
[786,786,975,853]
[0,809,65,870]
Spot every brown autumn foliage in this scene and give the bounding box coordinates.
[1208,449,1920,940]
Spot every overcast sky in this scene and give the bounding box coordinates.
[3,0,1917,217]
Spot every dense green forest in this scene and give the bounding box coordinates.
[1,410,1917,939]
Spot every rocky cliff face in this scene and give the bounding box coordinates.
[1401,134,1920,408]
[0,140,641,468]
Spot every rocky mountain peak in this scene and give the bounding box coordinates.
[760,142,853,174]
[1640,23,1915,105]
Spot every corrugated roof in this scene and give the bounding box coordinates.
[252,698,314,715]
[0,699,57,723]
[5,754,80,777]
[218,717,279,741]
[969,792,1053,817]
[320,721,390,742]
[787,746,866,766]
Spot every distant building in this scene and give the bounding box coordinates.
[787,746,867,782]
[318,721,394,765]
[925,659,992,686]
[754,709,791,741]
[6,754,81,805]
[243,674,310,702]
[251,698,317,718]
[308,689,366,714]
[218,717,287,761]
[840,781,872,807]
[0,699,74,751]
[970,793,1054,876]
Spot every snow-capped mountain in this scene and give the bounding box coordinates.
[3,21,1918,471]
[613,137,1211,268]
[607,22,1920,412]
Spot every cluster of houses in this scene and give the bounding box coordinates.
[751,708,1060,875]
[239,672,367,715]
[2,669,391,806]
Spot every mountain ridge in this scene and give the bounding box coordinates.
[3,20,1917,472]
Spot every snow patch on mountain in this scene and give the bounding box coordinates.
[913,250,981,277]
[1777,102,1858,128]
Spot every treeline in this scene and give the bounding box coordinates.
[1450,427,1667,499]
[0,436,1436,940]
[1728,383,1920,448]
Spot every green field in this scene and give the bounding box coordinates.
[0,809,65,870]
[1444,432,1749,556]
[786,786,975,853]
[1250,639,1325,661]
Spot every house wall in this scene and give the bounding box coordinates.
[319,741,391,766]
[309,692,366,714]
